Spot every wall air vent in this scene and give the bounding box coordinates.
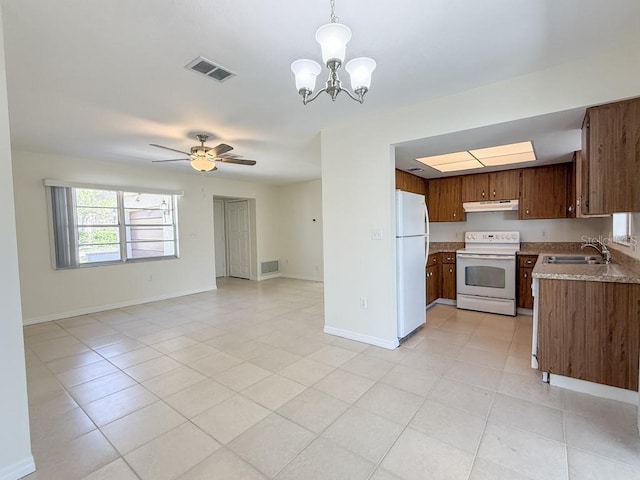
[185,56,236,83]
[261,260,280,275]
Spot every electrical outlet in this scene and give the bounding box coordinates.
[371,229,383,240]
[541,231,546,238]
[360,297,368,309]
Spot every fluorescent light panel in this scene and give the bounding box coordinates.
[433,159,484,172]
[416,141,535,172]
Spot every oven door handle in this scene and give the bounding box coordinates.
[456,254,515,260]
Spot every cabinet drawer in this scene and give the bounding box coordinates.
[428,254,440,266]
[518,255,538,268]
[441,252,456,264]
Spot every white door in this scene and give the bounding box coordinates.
[213,199,227,277]
[226,200,251,279]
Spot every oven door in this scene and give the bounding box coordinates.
[456,253,515,300]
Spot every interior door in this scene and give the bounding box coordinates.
[225,200,251,279]
[213,199,227,277]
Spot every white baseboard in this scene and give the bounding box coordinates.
[548,373,639,405]
[435,299,456,306]
[323,325,399,350]
[280,274,324,282]
[23,285,217,325]
[0,456,35,480]
[517,307,533,316]
[257,272,282,281]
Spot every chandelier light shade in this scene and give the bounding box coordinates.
[291,0,375,105]
[315,23,352,64]
[291,59,322,92]
[345,57,376,91]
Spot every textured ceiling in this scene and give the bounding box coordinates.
[2,0,640,184]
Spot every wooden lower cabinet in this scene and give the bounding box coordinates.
[517,255,537,309]
[537,279,640,391]
[426,252,456,304]
[426,264,440,304]
[441,252,456,300]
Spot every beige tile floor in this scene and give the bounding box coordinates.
[22,278,640,480]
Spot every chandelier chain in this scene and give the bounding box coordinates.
[329,0,339,23]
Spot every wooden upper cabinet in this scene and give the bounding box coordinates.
[519,164,568,219]
[566,154,577,218]
[395,169,426,196]
[427,177,463,222]
[489,169,520,200]
[461,174,489,202]
[461,170,520,203]
[582,97,640,214]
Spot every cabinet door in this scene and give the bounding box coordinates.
[517,267,534,309]
[461,174,489,202]
[426,264,440,304]
[519,164,568,219]
[585,98,640,214]
[429,177,463,222]
[441,264,456,299]
[489,169,520,200]
[395,169,426,195]
[566,154,576,218]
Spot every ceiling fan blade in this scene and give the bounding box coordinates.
[149,143,191,156]
[151,158,189,163]
[217,158,257,166]
[212,143,233,156]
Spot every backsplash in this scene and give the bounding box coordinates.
[429,210,609,243]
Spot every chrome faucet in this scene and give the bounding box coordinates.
[581,239,612,264]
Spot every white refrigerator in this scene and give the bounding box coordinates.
[396,190,429,338]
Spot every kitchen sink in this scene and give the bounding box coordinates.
[542,255,606,265]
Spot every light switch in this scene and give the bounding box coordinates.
[371,229,383,240]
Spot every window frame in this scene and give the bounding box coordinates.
[45,181,181,270]
[612,212,632,246]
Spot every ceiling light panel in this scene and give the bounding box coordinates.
[480,151,537,166]
[416,151,475,167]
[431,159,484,172]
[469,141,534,159]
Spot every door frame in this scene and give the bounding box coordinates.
[212,195,258,280]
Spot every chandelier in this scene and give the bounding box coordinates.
[290,0,376,105]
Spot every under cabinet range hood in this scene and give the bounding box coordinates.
[463,199,519,213]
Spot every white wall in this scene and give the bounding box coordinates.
[0,7,35,479]
[430,212,608,243]
[12,151,283,323]
[278,179,323,281]
[322,43,640,348]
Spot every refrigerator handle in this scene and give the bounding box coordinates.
[424,202,430,236]
[425,235,429,268]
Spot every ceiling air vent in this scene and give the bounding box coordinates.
[185,56,235,83]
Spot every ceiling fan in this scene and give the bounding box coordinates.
[150,134,257,172]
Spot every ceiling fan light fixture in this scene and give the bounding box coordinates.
[191,156,215,172]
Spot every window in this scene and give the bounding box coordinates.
[49,186,178,268]
[612,212,631,245]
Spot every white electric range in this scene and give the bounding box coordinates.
[456,231,520,316]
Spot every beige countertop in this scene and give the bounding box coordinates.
[428,242,463,255]
[532,252,640,284]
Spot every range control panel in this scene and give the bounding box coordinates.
[464,231,520,244]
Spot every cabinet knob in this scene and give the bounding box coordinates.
[525,208,530,215]
[493,190,496,197]
[524,272,528,279]
[449,268,453,273]
[526,260,533,265]
[482,191,485,198]
[568,205,573,213]
[453,212,456,218]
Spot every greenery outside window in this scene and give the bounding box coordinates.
[49,185,178,269]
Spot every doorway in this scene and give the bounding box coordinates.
[213,197,252,280]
